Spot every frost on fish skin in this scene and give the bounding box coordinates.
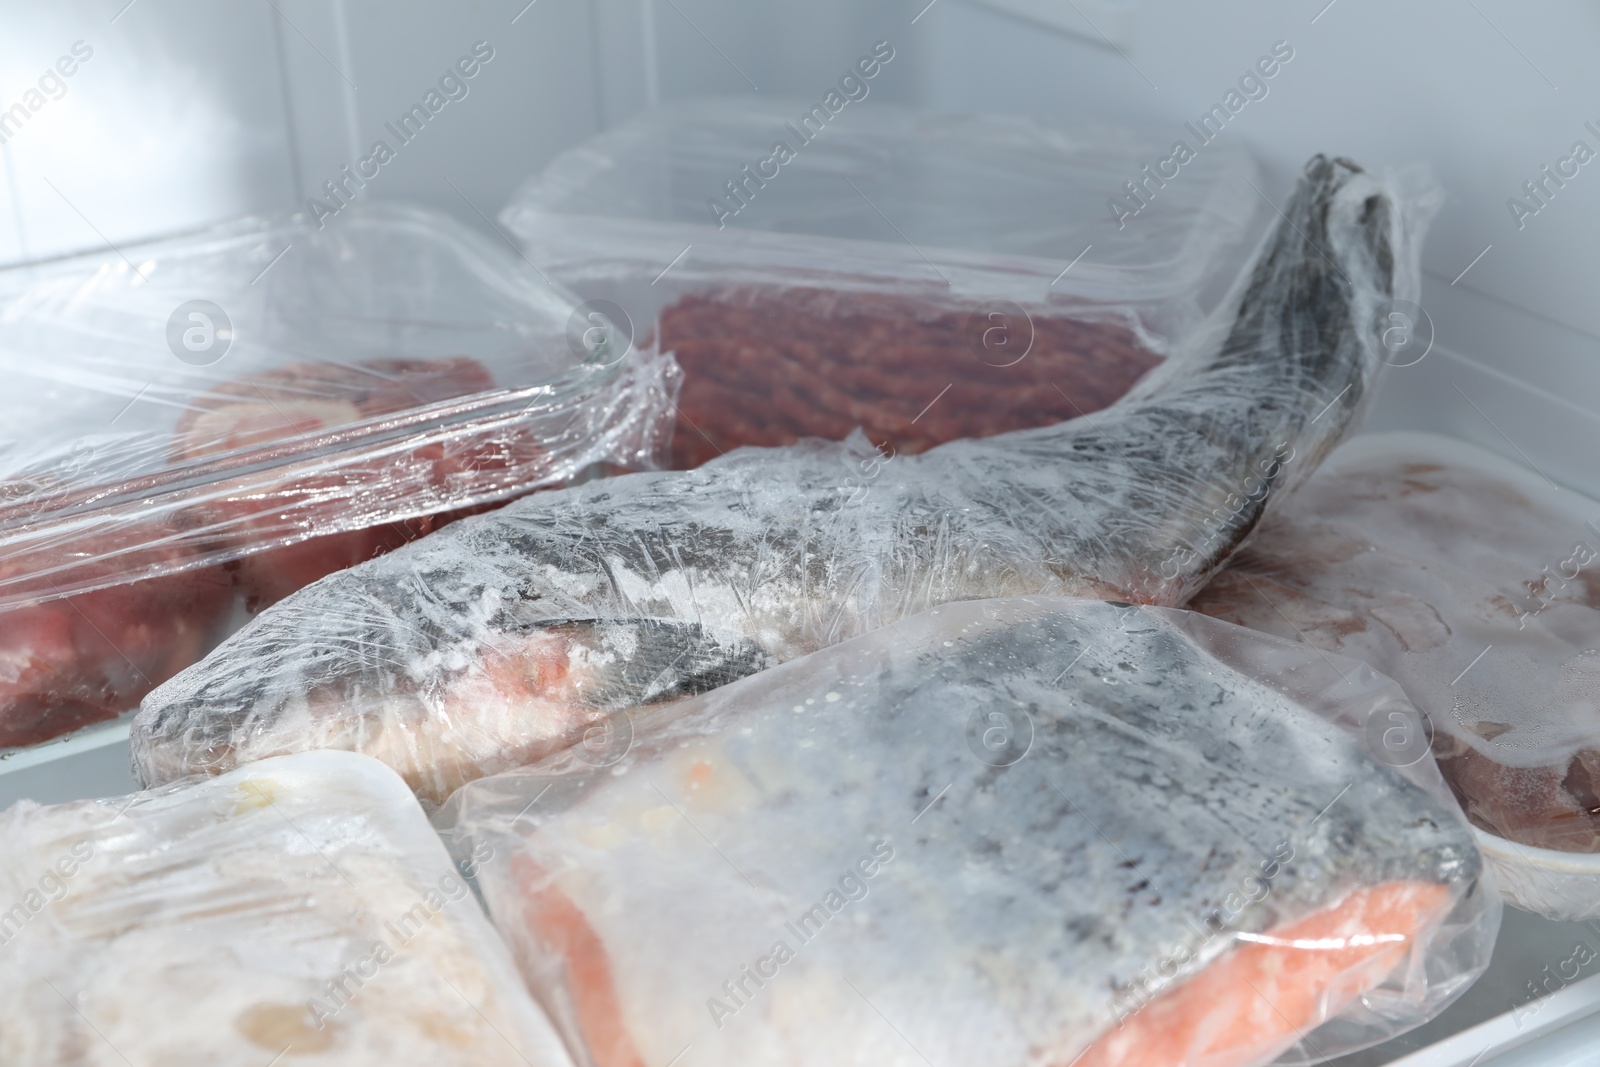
[435,597,1486,1067]
[132,158,1437,801]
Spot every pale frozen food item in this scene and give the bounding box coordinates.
[435,596,1496,1067]
[0,750,574,1067]
[133,156,1434,804]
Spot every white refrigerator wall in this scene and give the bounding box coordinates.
[2,0,1596,494]
[908,0,1600,503]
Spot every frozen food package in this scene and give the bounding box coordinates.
[0,201,677,750]
[501,96,1268,467]
[434,596,1498,1067]
[0,749,574,1066]
[133,155,1436,804]
[1189,431,1600,918]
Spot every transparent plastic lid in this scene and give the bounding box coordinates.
[502,97,1266,340]
[0,202,601,479]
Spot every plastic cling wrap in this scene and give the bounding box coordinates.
[0,202,677,749]
[133,156,1434,804]
[0,750,575,1066]
[435,597,1497,1067]
[502,97,1266,466]
[1190,433,1600,858]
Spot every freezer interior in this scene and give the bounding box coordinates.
[4,2,1600,1064]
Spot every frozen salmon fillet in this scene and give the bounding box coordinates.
[436,597,1494,1067]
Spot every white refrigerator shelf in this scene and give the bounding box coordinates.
[0,718,130,775]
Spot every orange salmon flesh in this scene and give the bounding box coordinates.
[509,853,1450,1067]
[1076,881,1452,1067]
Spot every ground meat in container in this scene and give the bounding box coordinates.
[661,286,1161,468]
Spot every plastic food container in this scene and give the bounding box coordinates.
[0,202,677,753]
[0,749,575,1064]
[500,97,1266,467]
[1189,431,1600,921]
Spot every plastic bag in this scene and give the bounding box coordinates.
[131,156,1432,805]
[0,749,574,1066]
[1189,432,1600,917]
[501,97,1267,467]
[0,201,677,750]
[434,596,1497,1067]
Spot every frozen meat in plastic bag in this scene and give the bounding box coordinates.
[0,201,677,749]
[435,596,1496,1067]
[503,97,1266,467]
[1187,432,1600,916]
[0,749,573,1066]
[133,156,1434,803]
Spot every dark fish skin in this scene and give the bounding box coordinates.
[133,157,1411,801]
[435,597,1489,1067]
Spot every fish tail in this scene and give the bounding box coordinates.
[1132,155,1427,599]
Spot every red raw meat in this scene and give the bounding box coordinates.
[0,533,233,748]
[659,287,1161,468]
[172,357,540,611]
[0,357,551,749]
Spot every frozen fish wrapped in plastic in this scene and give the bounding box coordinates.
[436,596,1496,1067]
[0,750,573,1066]
[134,156,1436,803]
